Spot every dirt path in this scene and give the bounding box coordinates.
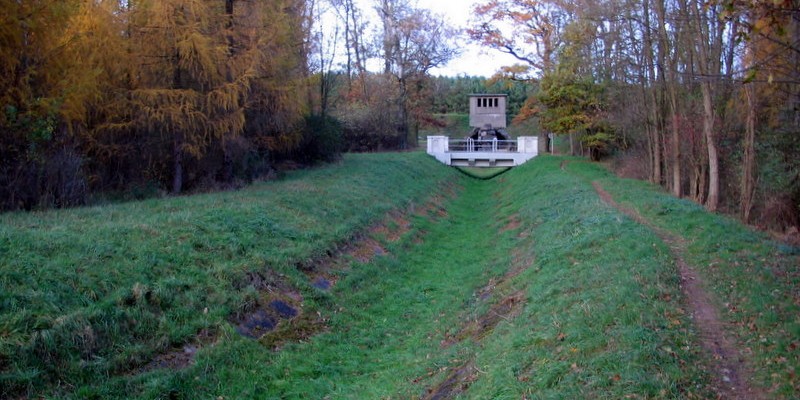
[591,181,764,400]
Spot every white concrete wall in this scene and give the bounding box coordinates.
[427,136,448,154]
[517,136,538,155]
[426,136,451,165]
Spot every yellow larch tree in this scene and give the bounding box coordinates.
[128,0,248,193]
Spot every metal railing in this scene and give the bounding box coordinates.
[447,138,518,153]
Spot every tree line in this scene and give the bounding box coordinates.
[1,0,318,210]
[4,0,798,232]
[0,0,461,211]
[472,0,800,232]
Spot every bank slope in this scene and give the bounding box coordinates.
[0,152,459,398]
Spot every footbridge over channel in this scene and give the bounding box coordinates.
[426,136,539,167]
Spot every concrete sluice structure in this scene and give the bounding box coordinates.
[426,136,538,167]
[426,94,538,167]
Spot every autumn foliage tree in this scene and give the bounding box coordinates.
[325,0,457,150]
[472,0,800,230]
[0,0,313,209]
[0,0,128,208]
[536,70,611,159]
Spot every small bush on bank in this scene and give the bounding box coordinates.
[295,114,344,164]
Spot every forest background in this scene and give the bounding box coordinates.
[1,0,798,234]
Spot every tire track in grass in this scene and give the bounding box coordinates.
[421,217,531,399]
[591,180,764,400]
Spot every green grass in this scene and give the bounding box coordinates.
[99,155,707,398]
[453,156,710,398]
[174,178,517,399]
[2,152,797,398]
[565,158,800,397]
[0,152,458,398]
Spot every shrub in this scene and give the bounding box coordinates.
[296,114,344,163]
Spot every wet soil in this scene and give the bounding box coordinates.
[235,299,299,339]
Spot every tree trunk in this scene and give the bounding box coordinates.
[699,162,708,204]
[685,0,722,211]
[397,73,409,149]
[670,111,681,195]
[172,137,184,194]
[569,133,575,156]
[222,0,235,184]
[380,0,396,75]
[172,45,184,194]
[343,0,353,87]
[649,101,663,185]
[221,138,234,183]
[690,161,707,204]
[793,7,800,129]
[646,125,655,183]
[701,81,719,211]
[655,0,681,196]
[642,0,662,185]
[740,83,756,223]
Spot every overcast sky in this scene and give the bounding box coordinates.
[419,0,521,77]
[323,0,522,77]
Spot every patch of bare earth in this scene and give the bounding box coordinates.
[591,181,765,400]
[304,181,461,294]
[144,328,217,371]
[421,360,480,400]
[500,214,521,233]
[227,238,386,347]
[421,195,449,219]
[456,290,526,343]
[370,212,412,242]
[347,236,387,263]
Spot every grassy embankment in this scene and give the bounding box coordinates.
[0,152,456,398]
[566,159,800,397]
[2,152,797,398]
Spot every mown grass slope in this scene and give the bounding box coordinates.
[435,156,712,398]
[566,159,800,397]
[0,152,458,398]
[2,152,797,399]
[94,155,710,399]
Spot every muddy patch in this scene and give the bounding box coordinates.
[427,255,531,396]
[500,214,521,233]
[370,213,412,242]
[423,360,479,400]
[235,299,300,339]
[420,194,450,219]
[233,269,298,295]
[237,309,277,338]
[147,345,199,371]
[311,275,335,290]
[347,237,387,263]
[144,328,216,371]
[443,290,527,347]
